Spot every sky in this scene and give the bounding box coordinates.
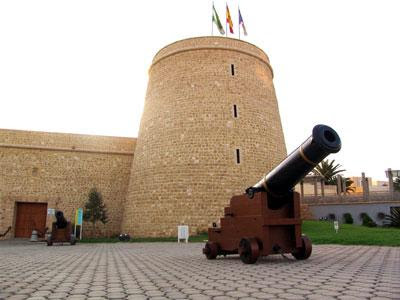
[0,0,399,181]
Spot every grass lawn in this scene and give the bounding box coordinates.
[80,220,400,246]
[302,220,400,246]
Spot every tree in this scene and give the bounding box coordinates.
[313,159,345,185]
[394,177,400,192]
[83,188,108,236]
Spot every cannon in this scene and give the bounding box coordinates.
[203,124,341,264]
[54,211,68,228]
[47,211,76,246]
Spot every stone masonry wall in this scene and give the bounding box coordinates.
[122,37,287,236]
[0,129,136,239]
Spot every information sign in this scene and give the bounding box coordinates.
[334,221,339,233]
[74,208,84,240]
[75,208,83,226]
[178,225,189,243]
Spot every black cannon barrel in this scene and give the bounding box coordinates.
[55,210,68,229]
[246,124,341,198]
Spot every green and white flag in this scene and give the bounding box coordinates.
[212,5,225,35]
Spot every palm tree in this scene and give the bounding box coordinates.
[384,207,400,227]
[328,176,355,193]
[313,159,345,185]
[344,177,355,193]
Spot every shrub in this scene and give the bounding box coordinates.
[327,213,336,221]
[343,213,354,224]
[360,212,377,227]
[376,212,386,220]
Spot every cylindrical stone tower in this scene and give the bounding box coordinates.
[122,37,286,236]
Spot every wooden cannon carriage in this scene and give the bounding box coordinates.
[203,124,341,264]
[47,211,76,246]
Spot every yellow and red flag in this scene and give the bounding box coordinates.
[226,4,234,34]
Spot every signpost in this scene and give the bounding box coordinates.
[75,208,83,240]
[178,225,189,243]
[334,221,339,234]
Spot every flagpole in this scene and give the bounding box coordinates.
[211,2,214,36]
[211,1,214,36]
[225,3,227,37]
[238,6,241,40]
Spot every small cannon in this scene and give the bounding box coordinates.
[47,211,76,246]
[203,124,341,263]
[55,211,68,228]
[0,226,11,238]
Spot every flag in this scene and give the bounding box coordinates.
[239,8,248,36]
[212,5,225,35]
[226,4,234,34]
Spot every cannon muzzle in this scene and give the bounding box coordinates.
[246,124,341,199]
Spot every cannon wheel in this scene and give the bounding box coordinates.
[203,241,219,259]
[292,235,312,260]
[239,238,260,264]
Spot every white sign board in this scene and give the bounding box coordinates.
[334,221,339,233]
[47,208,55,215]
[178,225,189,243]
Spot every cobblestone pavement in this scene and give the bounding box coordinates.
[0,242,399,300]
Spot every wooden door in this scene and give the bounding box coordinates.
[15,202,47,238]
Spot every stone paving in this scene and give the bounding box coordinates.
[0,241,399,300]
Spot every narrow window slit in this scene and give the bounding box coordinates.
[233,105,237,118]
[231,64,235,76]
[236,149,240,164]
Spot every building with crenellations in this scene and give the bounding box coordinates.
[0,36,289,238]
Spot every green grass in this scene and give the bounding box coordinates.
[302,220,400,246]
[80,221,400,246]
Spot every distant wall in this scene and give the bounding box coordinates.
[309,202,400,226]
[295,183,337,195]
[0,129,136,239]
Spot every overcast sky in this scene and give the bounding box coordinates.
[0,0,399,180]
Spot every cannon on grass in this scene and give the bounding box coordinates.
[203,124,341,264]
[47,211,76,246]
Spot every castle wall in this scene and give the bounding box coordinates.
[0,129,135,239]
[122,37,287,236]
[1,37,289,239]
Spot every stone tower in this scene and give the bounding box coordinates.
[122,37,286,236]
